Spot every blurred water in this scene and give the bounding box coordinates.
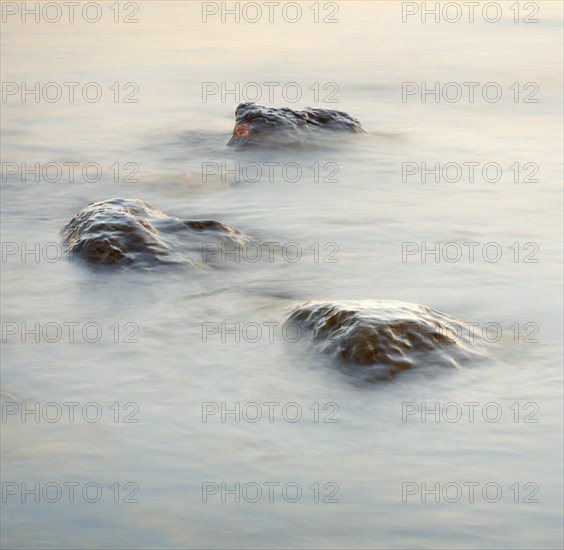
[1,2,563,548]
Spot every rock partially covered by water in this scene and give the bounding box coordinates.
[287,301,478,380]
[227,102,364,148]
[62,198,245,266]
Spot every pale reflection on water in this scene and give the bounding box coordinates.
[1,1,563,548]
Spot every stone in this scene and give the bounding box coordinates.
[62,198,245,267]
[287,300,480,380]
[227,102,364,148]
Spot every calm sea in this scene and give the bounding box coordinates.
[1,1,563,548]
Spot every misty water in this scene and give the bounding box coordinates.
[1,2,563,548]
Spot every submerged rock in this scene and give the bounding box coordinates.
[62,198,245,266]
[227,102,364,148]
[287,301,479,380]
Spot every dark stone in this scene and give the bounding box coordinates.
[62,198,245,267]
[287,301,479,380]
[227,102,364,148]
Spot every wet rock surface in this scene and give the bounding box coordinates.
[227,102,365,148]
[62,198,246,267]
[287,300,479,380]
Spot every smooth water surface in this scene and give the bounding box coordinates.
[1,2,563,548]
